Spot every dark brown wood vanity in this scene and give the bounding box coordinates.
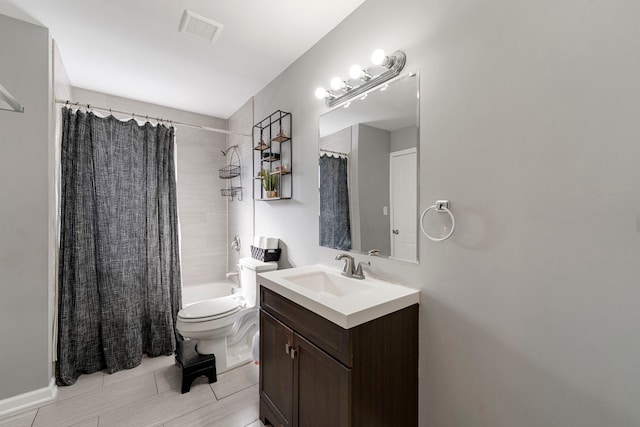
[259,286,418,427]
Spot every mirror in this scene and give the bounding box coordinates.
[318,72,419,263]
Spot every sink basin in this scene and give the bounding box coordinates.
[258,264,420,329]
[283,271,374,297]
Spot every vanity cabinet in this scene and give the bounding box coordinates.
[259,286,418,427]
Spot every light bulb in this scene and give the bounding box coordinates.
[371,49,386,65]
[349,64,363,79]
[330,76,344,91]
[315,87,328,99]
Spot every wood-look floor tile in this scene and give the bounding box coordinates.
[154,364,211,394]
[33,371,157,427]
[3,352,261,427]
[98,382,214,427]
[211,362,259,399]
[68,417,98,427]
[101,354,175,388]
[55,370,104,402]
[0,409,37,427]
[154,364,182,393]
[164,385,259,427]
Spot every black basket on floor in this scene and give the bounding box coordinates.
[251,245,281,262]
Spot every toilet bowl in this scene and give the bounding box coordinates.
[176,257,277,373]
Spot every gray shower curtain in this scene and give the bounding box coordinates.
[319,154,352,250]
[57,108,182,386]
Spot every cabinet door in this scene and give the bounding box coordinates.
[260,310,294,427]
[294,333,352,427]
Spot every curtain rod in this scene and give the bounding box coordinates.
[54,99,251,137]
[319,148,349,157]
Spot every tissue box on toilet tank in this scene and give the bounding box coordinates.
[250,245,281,262]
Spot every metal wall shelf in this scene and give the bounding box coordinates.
[253,110,292,201]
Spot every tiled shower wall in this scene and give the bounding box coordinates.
[227,98,254,273]
[176,118,228,286]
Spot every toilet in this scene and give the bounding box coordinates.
[176,257,277,373]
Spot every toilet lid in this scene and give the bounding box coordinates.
[178,297,241,321]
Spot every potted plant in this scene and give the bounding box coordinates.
[259,168,279,198]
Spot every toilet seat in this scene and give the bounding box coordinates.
[176,257,277,373]
[178,296,242,323]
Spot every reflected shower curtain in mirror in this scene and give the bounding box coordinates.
[319,154,352,251]
[57,108,182,386]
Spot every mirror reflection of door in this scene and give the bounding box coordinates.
[390,148,417,262]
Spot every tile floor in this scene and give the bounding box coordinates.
[0,355,266,427]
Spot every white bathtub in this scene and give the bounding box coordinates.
[181,281,236,306]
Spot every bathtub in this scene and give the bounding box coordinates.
[181,280,236,306]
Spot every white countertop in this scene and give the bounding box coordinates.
[258,264,420,329]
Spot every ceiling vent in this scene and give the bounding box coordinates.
[179,10,223,44]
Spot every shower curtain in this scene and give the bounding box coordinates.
[319,154,352,250]
[56,108,182,386]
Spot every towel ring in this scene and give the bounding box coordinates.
[420,200,455,242]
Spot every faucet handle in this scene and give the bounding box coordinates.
[353,261,370,279]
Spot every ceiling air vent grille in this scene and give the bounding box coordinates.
[179,10,223,44]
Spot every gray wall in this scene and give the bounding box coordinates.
[319,127,351,154]
[0,14,51,399]
[390,125,418,152]
[227,99,254,272]
[252,0,640,425]
[355,124,390,255]
[72,88,230,290]
[52,39,73,381]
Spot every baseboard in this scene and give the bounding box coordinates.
[0,378,57,417]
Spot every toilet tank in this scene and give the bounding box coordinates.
[238,257,277,306]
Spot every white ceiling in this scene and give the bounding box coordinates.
[2,0,367,118]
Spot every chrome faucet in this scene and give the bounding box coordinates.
[335,253,354,277]
[335,253,370,280]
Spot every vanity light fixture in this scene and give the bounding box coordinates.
[314,87,335,100]
[314,48,406,108]
[330,77,352,91]
[349,65,371,81]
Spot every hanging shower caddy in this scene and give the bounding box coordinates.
[220,145,242,201]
